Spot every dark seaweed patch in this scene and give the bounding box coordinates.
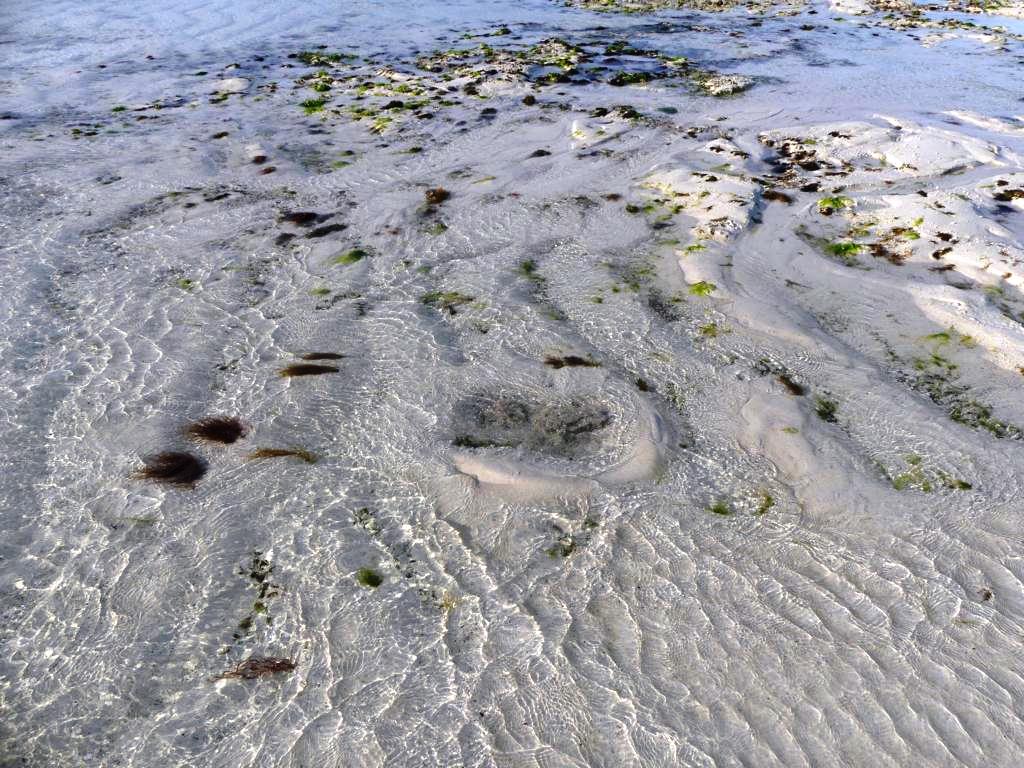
[305,223,348,238]
[425,187,450,205]
[185,416,248,444]
[300,352,344,360]
[763,189,794,204]
[279,363,339,377]
[777,374,806,396]
[135,451,207,486]
[544,354,601,369]
[279,211,322,226]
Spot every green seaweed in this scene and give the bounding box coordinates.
[517,259,544,283]
[333,248,368,266]
[825,241,862,264]
[356,567,383,588]
[421,290,475,315]
[709,500,732,516]
[688,281,716,296]
[296,50,350,66]
[818,196,854,214]
[301,97,329,115]
[814,395,838,423]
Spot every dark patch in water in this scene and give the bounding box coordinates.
[214,657,296,681]
[300,352,344,360]
[279,363,339,377]
[453,393,611,458]
[246,448,318,463]
[763,189,794,204]
[135,451,207,486]
[186,416,248,444]
[305,223,348,238]
[279,211,323,226]
[777,374,806,396]
[425,187,450,205]
[544,354,601,369]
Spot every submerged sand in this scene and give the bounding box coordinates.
[2,0,1024,765]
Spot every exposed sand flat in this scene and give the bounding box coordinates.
[2,0,1024,766]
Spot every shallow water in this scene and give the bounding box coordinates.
[3,1,1024,767]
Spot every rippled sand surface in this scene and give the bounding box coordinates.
[3,0,1024,766]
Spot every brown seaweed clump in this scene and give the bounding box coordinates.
[544,354,602,370]
[135,451,208,486]
[215,656,296,681]
[246,448,318,464]
[279,363,339,377]
[185,416,248,444]
[425,187,450,205]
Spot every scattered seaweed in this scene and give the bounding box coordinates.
[546,532,577,558]
[215,657,296,681]
[246,448,318,463]
[134,452,207,486]
[185,416,248,445]
[421,290,475,315]
[814,395,839,423]
[232,551,281,641]
[279,363,339,377]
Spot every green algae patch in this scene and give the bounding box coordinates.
[421,290,475,315]
[890,454,972,493]
[818,196,854,215]
[825,241,862,263]
[814,395,838,423]
[688,281,716,296]
[301,97,329,115]
[517,259,545,283]
[333,248,369,266]
[546,536,577,558]
[356,567,383,588]
[709,500,732,516]
[296,50,352,66]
